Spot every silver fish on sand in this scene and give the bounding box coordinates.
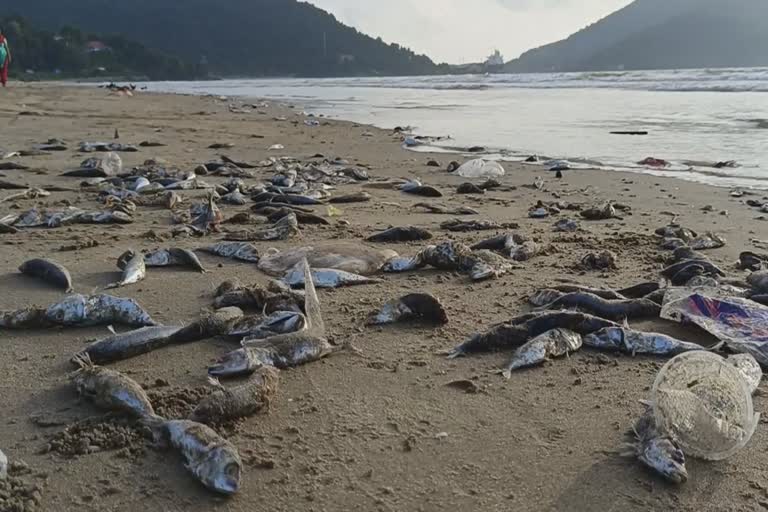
[200,242,260,263]
[383,241,512,281]
[583,327,708,356]
[495,328,582,378]
[76,325,183,365]
[18,258,74,292]
[626,402,688,484]
[145,418,242,495]
[45,293,157,327]
[366,293,448,326]
[70,354,157,418]
[190,367,279,424]
[209,259,335,376]
[228,311,306,341]
[107,250,146,289]
[224,213,299,242]
[144,248,206,273]
[282,264,382,289]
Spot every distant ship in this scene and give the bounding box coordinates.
[485,49,505,72]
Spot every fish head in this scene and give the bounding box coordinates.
[584,327,624,350]
[638,437,688,484]
[208,348,262,377]
[197,446,242,495]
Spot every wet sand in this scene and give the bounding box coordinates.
[1,83,767,511]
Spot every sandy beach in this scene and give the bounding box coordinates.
[1,83,768,512]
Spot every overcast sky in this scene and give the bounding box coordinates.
[306,0,634,63]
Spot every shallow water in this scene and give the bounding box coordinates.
[145,68,768,189]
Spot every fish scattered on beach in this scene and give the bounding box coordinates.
[627,402,688,484]
[544,292,661,320]
[366,226,434,243]
[44,293,157,327]
[383,241,512,281]
[18,258,74,292]
[329,191,372,203]
[224,213,299,242]
[144,248,207,272]
[661,259,725,280]
[366,293,448,326]
[583,327,708,355]
[200,242,260,263]
[108,250,146,289]
[76,325,183,365]
[70,354,157,418]
[495,328,582,377]
[190,368,279,424]
[282,264,382,289]
[228,311,306,341]
[747,271,768,293]
[471,234,538,261]
[413,202,479,215]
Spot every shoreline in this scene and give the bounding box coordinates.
[1,82,767,511]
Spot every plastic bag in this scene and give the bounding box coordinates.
[453,159,505,179]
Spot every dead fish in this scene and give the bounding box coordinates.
[252,191,324,205]
[190,368,279,424]
[224,213,299,241]
[581,251,617,271]
[0,308,51,329]
[747,271,768,293]
[144,418,242,495]
[70,353,156,418]
[399,180,442,197]
[670,264,705,286]
[144,248,206,273]
[471,234,538,261]
[201,242,260,263]
[528,289,566,307]
[581,203,619,220]
[220,189,248,205]
[75,325,183,365]
[329,191,372,203]
[18,258,74,292]
[545,292,660,320]
[583,327,707,355]
[495,329,582,377]
[0,187,50,203]
[45,294,157,327]
[553,218,580,232]
[283,264,382,288]
[0,222,19,234]
[655,224,697,242]
[440,219,516,232]
[661,259,725,280]
[727,354,762,394]
[107,250,146,289]
[659,238,687,251]
[456,182,484,194]
[366,226,434,243]
[550,285,626,300]
[739,251,766,271]
[627,403,688,484]
[668,247,706,264]
[209,259,336,376]
[689,232,726,250]
[70,210,134,225]
[366,293,448,326]
[192,194,223,233]
[383,241,512,282]
[413,202,479,215]
[617,282,660,299]
[266,207,329,226]
[448,312,618,358]
[229,311,306,341]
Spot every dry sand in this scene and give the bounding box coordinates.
[0,83,767,511]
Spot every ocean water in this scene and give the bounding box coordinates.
[145,68,768,189]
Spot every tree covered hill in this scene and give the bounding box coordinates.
[2,0,440,77]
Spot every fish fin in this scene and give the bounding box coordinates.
[206,376,225,390]
[107,325,116,335]
[302,258,325,337]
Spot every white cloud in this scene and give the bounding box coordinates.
[306,0,633,63]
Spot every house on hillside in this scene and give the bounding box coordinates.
[485,50,504,72]
[85,41,111,53]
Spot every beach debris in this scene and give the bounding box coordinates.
[190,368,279,424]
[553,218,580,232]
[329,191,372,203]
[366,293,448,326]
[224,213,299,242]
[661,293,768,366]
[580,203,619,220]
[651,351,758,461]
[628,402,688,484]
[452,159,505,178]
[414,202,479,215]
[144,418,242,495]
[108,250,146,289]
[200,242,260,263]
[257,243,397,276]
[76,325,183,365]
[209,259,335,376]
[456,182,484,194]
[70,354,157,418]
[494,329,582,377]
[447,311,618,358]
[383,241,512,281]
[580,251,617,271]
[18,258,74,293]
[367,226,434,243]
[544,292,660,320]
[583,327,708,355]
[440,219,518,232]
[471,233,539,261]
[144,248,206,272]
[398,180,442,197]
[62,152,122,177]
[283,263,382,288]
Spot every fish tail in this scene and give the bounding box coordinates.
[206,376,225,389]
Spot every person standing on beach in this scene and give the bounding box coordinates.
[0,28,11,87]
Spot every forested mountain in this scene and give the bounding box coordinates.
[2,0,440,77]
[506,0,768,72]
[1,16,196,79]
